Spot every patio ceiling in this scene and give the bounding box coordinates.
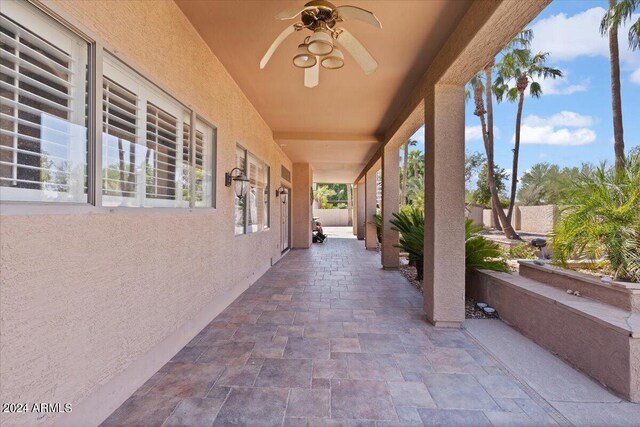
[176,0,472,182]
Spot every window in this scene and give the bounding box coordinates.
[184,118,214,208]
[101,55,215,208]
[0,2,89,202]
[0,1,216,208]
[235,145,270,235]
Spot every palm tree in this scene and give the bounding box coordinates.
[495,32,562,223]
[600,0,639,170]
[467,70,520,239]
[401,139,417,205]
[313,185,336,209]
[553,152,640,282]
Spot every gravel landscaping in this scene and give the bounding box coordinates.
[399,263,498,319]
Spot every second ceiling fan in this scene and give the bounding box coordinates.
[260,0,382,88]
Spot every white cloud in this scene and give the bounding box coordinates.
[631,69,640,85]
[465,125,500,141]
[518,125,596,146]
[524,111,594,128]
[530,8,640,80]
[514,112,596,146]
[539,73,590,96]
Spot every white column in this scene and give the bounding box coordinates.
[381,144,400,268]
[423,84,465,327]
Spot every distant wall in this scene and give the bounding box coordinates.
[467,205,484,226]
[517,205,557,234]
[314,208,350,226]
[482,205,557,234]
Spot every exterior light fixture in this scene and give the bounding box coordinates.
[276,186,289,203]
[321,46,344,69]
[275,186,289,197]
[225,167,250,199]
[307,28,333,56]
[293,41,317,68]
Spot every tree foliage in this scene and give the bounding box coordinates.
[553,151,640,282]
[517,163,594,206]
[465,220,510,273]
[601,0,640,50]
[472,163,509,207]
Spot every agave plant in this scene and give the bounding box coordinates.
[553,152,640,282]
[465,219,510,273]
[390,207,424,280]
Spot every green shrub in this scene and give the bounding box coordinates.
[390,207,424,280]
[391,208,509,280]
[553,153,640,282]
[465,219,510,273]
[373,213,383,243]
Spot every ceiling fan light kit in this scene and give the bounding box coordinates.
[320,46,344,69]
[260,0,381,88]
[307,28,334,55]
[293,42,317,68]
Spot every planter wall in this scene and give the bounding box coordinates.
[466,269,640,403]
[519,261,640,312]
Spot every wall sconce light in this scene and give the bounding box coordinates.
[275,186,288,197]
[276,186,288,203]
[225,167,249,199]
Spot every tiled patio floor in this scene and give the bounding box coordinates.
[102,232,568,426]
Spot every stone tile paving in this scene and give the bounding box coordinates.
[103,235,574,426]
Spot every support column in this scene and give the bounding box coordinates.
[424,84,465,328]
[381,144,400,268]
[356,179,365,240]
[365,167,378,250]
[292,163,313,249]
[352,184,358,236]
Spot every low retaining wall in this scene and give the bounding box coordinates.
[466,269,640,402]
[519,261,640,312]
[314,209,350,226]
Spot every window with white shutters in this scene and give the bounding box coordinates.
[1,2,216,209]
[236,146,270,235]
[145,102,178,201]
[0,3,88,203]
[102,77,143,202]
[102,54,214,208]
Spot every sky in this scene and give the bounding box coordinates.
[408,0,640,185]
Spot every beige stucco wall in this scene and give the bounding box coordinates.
[0,1,292,426]
[292,163,312,248]
[516,205,557,234]
[313,208,350,226]
[466,270,639,403]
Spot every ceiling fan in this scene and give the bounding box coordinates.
[260,0,382,88]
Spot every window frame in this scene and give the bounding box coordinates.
[0,0,218,213]
[234,144,270,236]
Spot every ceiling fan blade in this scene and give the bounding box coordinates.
[260,24,297,69]
[335,5,382,29]
[336,29,378,75]
[275,6,315,20]
[304,61,319,88]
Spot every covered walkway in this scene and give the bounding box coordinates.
[99,230,623,426]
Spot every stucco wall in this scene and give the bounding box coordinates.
[314,208,350,226]
[0,1,292,426]
[482,205,557,234]
[517,205,557,234]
